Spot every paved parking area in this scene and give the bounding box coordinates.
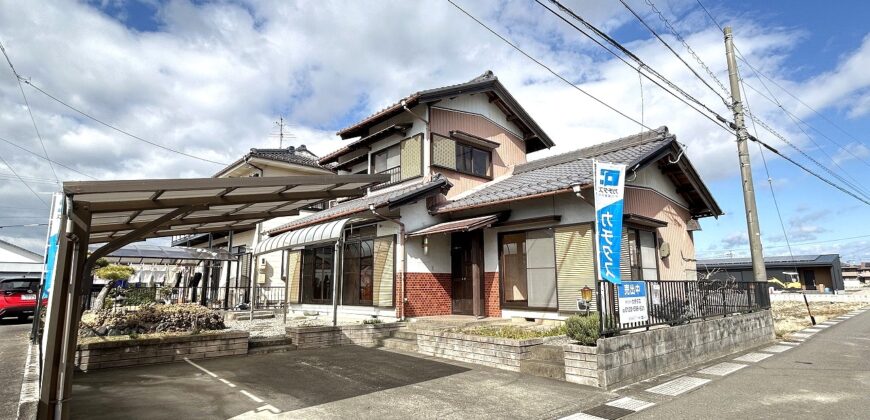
[0,318,32,420]
[71,346,615,420]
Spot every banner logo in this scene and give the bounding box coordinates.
[594,161,626,284]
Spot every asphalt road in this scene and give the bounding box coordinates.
[0,318,33,420]
[632,310,870,419]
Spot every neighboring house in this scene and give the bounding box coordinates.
[169,144,335,305]
[698,254,845,292]
[0,238,43,280]
[254,70,722,321]
[841,262,870,289]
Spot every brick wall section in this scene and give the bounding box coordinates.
[565,310,775,389]
[483,272,501,318]
[404,272,452,317]
[414,330,542,371]
[75,331,249,371]
[287,323,400,350]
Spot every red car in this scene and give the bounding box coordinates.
[0,277,47,321]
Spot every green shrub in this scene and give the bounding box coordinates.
[460,324,566,340]
[124,287,156,306]
[363,318,383,325]
[94,264,135,281]
[565,314,599,346]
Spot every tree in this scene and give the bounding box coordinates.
[92,264,135,311]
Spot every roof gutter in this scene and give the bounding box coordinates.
[244,156,264,177]
[434,184,591,214]
[401,99,429,126]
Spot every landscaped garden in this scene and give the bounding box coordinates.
[452,314,600,345]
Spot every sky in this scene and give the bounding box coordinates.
[0,0,869,265]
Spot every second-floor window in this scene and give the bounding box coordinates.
[373,144,401,185]
[456,143,491,177]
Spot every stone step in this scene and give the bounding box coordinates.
[527,345,565,363]
[392,330,418,340]
[228,310,276,321]
[248,344,297,355]
[519,359,565,381]
[380,337,418,352]
[249,336,293,348]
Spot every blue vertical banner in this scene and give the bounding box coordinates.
[594,161,626,284]
[40,193,64,299]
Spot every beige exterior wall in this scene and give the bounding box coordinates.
[624,187,697,280]
[430,107,528,198]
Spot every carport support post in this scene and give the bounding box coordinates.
[224,230,233,310]
[332,240,341,326]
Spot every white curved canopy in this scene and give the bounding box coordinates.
[253,218,352,255]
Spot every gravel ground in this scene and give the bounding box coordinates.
[225,315,361,338]
[772,300,865,337]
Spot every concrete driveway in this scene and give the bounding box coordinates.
[71,346,614,420]
[0,318,32,420]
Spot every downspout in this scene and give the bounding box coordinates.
[244,157,265,177]
[401,99,429,125]
[369,204,407,321]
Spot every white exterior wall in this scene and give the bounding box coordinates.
[0,241,43,278]
[434,94,525,138]
[628,166,689,208]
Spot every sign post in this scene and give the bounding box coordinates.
[594,161,626,285]
[618,281,649,325]
[32,193,64,343]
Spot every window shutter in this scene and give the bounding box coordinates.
[286,250,301,304]
[400,134,422,180]
[372,236,395,307]
[432,135,456,169]
[556,224,596,312]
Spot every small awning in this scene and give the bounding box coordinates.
[254,218,352,255]
[624,213,668,228]
[407,214,499,237]
[91,243,236,266]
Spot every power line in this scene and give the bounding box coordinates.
[445,0,652,130]
[701,233,870,256]
[19,79,230,167]
[0,40,59,185]
[0,153,49,207]
[619,0,730,105]
[0,135,97,180]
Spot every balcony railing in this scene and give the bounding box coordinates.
[371,166,402,191]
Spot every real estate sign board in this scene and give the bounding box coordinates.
[593,161,626,285]
[618,281,649,325]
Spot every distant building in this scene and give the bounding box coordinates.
[841,263,870,289]
[697,254,844,292]
[0,239,43,279]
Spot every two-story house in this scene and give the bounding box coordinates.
[253,71,722,321]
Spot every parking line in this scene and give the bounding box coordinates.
[240,390,264,403]
[184,357,218,378]
[220,378,237,388]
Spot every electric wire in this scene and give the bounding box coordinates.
[20,79,230,166]
[702,233,870,257]
[0,153,49,207]
[0,40,59,184]
[0,135,97,180]
[619,0,730,106]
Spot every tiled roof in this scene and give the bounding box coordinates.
[266,176,452,235]
[214,145,330,177]
[436,127,673,212]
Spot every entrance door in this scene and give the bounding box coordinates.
[803,270,816,290]
[451,231,483,315]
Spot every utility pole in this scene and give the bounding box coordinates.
[724,27,766,282]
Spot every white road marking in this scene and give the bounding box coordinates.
[646,376,710,396]
[184,357,218,378]
[780,341,800,346]
[559,413,608,420]
[790,333,812,339]
[240,390,265,403]
[220,378,236,388]
[815,324,831,329]
[698,362,748,376]
[734,352,773,363]
[762,345,792,353]
[606,397,655,411]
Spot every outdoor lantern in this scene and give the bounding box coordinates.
[577,286,594,315]
[581,286,593,302]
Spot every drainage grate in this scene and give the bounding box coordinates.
[815,324,831,329]
[790,333,812,339]
[779,341,800,346]
[584,404,635,419]
[646,376,711,396]
[697,362,747,376]
[762,345,793,353]
[605,397,655,412]
[734,352,773,363]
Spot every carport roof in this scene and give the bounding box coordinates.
[64,174,389,244]
[90,243,236,266]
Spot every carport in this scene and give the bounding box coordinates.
[37,173,388,419]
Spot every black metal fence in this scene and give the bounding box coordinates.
[84,284,288,311]
[598,279,771,335]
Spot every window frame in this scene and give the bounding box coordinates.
[454,142,492,179]
[341,223,378,307]
[497,227,559,311]
[624,226,661,281]
[372,143,401,175]
[430,133,494,180]
[300,244,335,305]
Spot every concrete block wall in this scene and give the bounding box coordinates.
[75,331,249,371]
[563,344,599,387]
[414,330,542,371]
[287,323,400,350]
[594,310,775,389]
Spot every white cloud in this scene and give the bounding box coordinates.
[0,0,868,252]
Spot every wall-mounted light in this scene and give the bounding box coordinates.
[422,235,429,256]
